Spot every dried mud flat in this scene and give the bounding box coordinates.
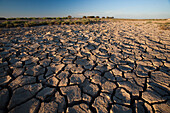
[0,21,170,113]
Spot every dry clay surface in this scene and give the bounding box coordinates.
[0,21,170,113]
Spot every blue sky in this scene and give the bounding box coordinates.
[0,0,170,19]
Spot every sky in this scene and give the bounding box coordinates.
[0,0,170,19]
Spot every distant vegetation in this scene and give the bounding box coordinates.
[0,19,101,28]
[106,16,114,19]
[0,15,103,28]
[0,15,168,28]
[87,16,95,18]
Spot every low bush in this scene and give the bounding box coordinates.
[87,16,95,18]
[82,21,89,25]
[55,20,62,25]
[23,21,38,27]
[42,17,54,20]
[29,17,37,20]
[13,23,20,27]
[0,17,6,20]
[24,23,29,27]
[48,20,59,26]
[16,18,24,20]
[7,18,16,20]
[56,17,62,19]
[106,16,114,19]
[74,19,83,25]
[62,17,68,19]
[2,21,10,24]
[6,23,14,28]
[39,21,48,25]
[11,21,27,24]
[69,21,74,25]
[29,21,37,26]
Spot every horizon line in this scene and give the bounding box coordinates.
[0,16,170,19]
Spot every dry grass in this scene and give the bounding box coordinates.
[0,17,169,29]
[159,22,170,30]
[0,18,101,28]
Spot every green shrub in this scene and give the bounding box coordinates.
[24,23,29,27]
[13,23,20,27]
[30,21,37,25]
[0,17,6,20]
[42,17,47,20]
[29,17,35,20]
[82,21,88,25]
[56,17,61,19]
[95,18,100,21]
[96,16,100,18]
[11,21,27,24]
[15,17,29,20]
[6,23,14,28]
[62,17,68,19]
[69,21,74,25]
[83,16,86,18]
[65,21,70,25]
[2,21,10,24]
[39,21,48,25]
[16,18,22,20]
[7,18,16,20]
[42,17,53,20]
[87,16,95,18]
[24,21,38,27]
[55,20,62,25]
[73,19,82,25]
[48,20,56,25]
[51,17,56,19]
[106,16,114,19]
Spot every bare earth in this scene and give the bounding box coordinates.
[0,21,170,113]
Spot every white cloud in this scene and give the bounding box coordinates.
[73,11,170,19]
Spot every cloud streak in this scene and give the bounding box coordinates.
[74,11,170,19]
